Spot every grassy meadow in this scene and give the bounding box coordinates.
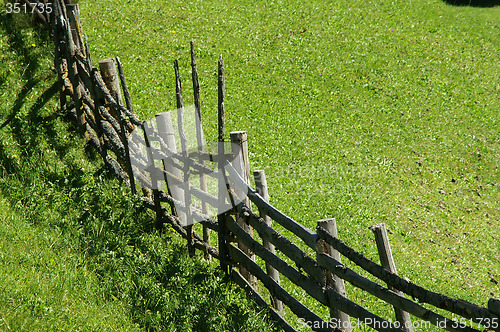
[0,5,278,332]
[77,0,500,329]
[0,0,498,330]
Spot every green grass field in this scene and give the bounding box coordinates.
[1,0,499,330]
[77,0,500,329]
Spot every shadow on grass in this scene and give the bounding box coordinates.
[0,11,104,183]
[443,0,500,6]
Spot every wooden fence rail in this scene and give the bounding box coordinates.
[24,1,500,331]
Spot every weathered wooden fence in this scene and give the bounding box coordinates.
[24,1,500,331]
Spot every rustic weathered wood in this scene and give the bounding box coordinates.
[253,169,284,315]
[228,208,404,331]
[191,41,202,126]
[230,162,495,327]
[80,36,108,152]
[99,56,136,194]
[61,12,85,131]
[324,288,404,332]
[66,4,82,51]
[317,253,478,332]
[174,60,194,256]
[370,224,413,332]
[60,0,69,19]
[217,55,230,275]
[317,219,351,332]
[228,244,335,332]
[90,65,142,126]
[98,105,122,138]
[98,58,123,120]
[115,56,136,132]
[72,3,85,53]
[190,41,210,260]
[81,103,97,130]
[316,227,499,323]
[51,1,68,114]
[74,54,98,119]
[118,116,135,193]
[117,114,135,194]
[230,131,257,288]
[68,107,128,184]
[115,56,135,122]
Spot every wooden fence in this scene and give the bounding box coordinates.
[24,1,500,331]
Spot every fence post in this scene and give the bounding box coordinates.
[98,58,123,120]
[51,1,67,114]
[61,6,85,132]
[142,121,163,230]
[191,41,210,260]
[217,56,230,275]
[115,56,136,121]
[174,60,194,256]
[370,224,413,332]
[317,218,352,332]
[66,3,82,51]
[230,131,258,288]
[111,56,136,195]
[253,170,284,315]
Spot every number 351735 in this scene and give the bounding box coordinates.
[5,2,53,14]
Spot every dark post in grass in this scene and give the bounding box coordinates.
[253,170,284,315]
[316,218,352,332]
[191,41,210,260]
[115,56,136,120]
[51,1,68,115]
[218,55,230,275]
[61,3,85,134]
[174,60,195,256]
[370,223,413,332]
[115,56,136,195]
[82,36,107,153]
